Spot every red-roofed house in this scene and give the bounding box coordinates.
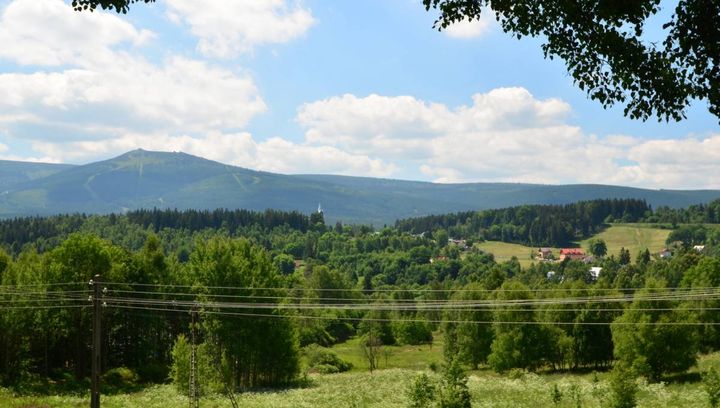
[559,248,585,261]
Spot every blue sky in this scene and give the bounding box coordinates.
[0,0,718,188]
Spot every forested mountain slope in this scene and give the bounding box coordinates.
[0,149,719,225]
[0,160,73,191]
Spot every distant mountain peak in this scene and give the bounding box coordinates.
[0,149,718,225]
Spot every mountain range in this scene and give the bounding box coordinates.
[0,149,718,226]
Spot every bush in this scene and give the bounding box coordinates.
[406,373,436,408]
[438,359,471,408]
[393,321,433,345]
[704,368,720,408]
[304,344,353,374]
[609,363,638,408]
[102,367,139,388]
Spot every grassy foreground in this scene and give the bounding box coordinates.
[1,365,712,408]
[3,341,718,407]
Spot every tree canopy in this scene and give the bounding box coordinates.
[423,0,720,122]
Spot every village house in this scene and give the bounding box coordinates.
[589,266,602,280]
[693,245,706,253]
[537,247,554,261]
[449,238,468,250]
[559,248,585,261]
[659,248,672,259]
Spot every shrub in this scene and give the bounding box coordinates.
[304,344,352,374]
[406,373,435,408]
[102,367,139,388]
[704,368,720,408]
[313,364,340,374]
[438,359,471,408]
[609,363,638,408]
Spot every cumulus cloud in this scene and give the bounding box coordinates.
[0,0,266,135]
[0,0,153,66]
[297,89,720,189]
[0,57,265,132]
[443,12,494,39]
[165,0,315,58]
[621,136,720,188]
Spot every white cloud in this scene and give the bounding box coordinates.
[444,13,493,39]
[0,0,266,134]
[0,0,153,66]
[296,89,720,189]
[621,136,720,188]
[165,0,315,58]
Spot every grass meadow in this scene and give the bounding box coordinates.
[3,341,718,407]
[2,363,714,407]
[475,223,671,267]
[578,223,671,259]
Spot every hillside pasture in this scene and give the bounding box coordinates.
[578,223,671,259]
[476,224,671,266]
[474,241,553,268]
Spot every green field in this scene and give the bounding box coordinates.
[331,333,445,372]
[476,224,672,266]
[578,223,671,259]
[4,352,719,407]
[475,241,552,268]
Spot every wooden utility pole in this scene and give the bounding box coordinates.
[189,309,199,408]
[91,274,102,408]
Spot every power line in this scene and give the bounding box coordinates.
[105,304,715,326]
[100,291,720,313]
[0,304,89,310]
[103,281,720,293]
[104,287,720,304]
[100,290,720,310]
[0,282,86,288]
[0,289,90,296]
[0,297,90,304]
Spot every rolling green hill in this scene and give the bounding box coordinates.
[0,149,719,225]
